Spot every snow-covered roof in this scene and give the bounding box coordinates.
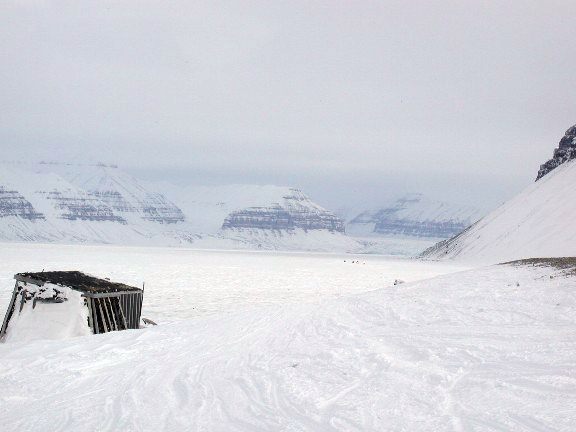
[15,271,141,294]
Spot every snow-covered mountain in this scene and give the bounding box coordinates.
[347,193,482,239]
[0,162,192,245]
[423,123,576,263]
[221,188,344,232]
[0,162,354,252]
[159,183,354,251]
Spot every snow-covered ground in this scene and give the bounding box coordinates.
[0,243,464,324]
[1,244,575,431]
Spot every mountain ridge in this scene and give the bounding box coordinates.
[0,162,354,252]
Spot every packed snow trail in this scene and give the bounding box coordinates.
[1,263,575,431]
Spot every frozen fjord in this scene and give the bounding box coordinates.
[0,243,464,324]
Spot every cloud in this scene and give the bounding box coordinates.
[1,0,576,211]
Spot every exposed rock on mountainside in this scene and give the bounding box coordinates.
[222,206,293,230]
[0,163,187,244]
[40,190,126,223]
[0,186,45,220]
[45,163,186,225]
[536,124,576,180]
[221,188,345,232]
[88,188,185,224]
[347,194,481,239]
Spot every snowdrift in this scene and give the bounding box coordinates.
[0,262,574,430]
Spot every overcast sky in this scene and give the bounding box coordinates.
[2,1,576,212]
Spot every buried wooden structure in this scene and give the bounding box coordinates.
[0,271,143,340]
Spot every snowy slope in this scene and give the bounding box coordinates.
[423,159,576,263]
[0,259,574,431]
[347,193,482,239]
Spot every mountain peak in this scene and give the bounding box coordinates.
[536,123,576,180]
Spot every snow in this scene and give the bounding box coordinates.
[195,228,360,255]
[1,244,575,430]
[0,243,465,324]
[423,159,576,263]
[3,283,91,343]
[352,235,441,256]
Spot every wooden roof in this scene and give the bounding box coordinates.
[14,271,141,294]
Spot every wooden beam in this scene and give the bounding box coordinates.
[83,291,142,299]
[85,297,97,334]
[13,275,44,286]
[0,282,19,340]
[97,299,109,333]
[105,297,118,331]
[118,297,128,330]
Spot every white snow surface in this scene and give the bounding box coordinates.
[3,283,91,343]
[0,243,464,324]
[424,159,576,263]
[1,244,575,431]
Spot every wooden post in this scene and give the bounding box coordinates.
[85,297,98,334]
[0,282,19,340]
[105,297,118,331]
[97,299,109,333]
[118,295,128,330]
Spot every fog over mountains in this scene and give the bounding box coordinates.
[346,193,481,239]
[7,116,576,261]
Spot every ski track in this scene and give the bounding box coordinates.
[0,257,576,430]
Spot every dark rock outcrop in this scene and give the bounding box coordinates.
[536,124,576,180]
[0,186,45,221]
[222,189,345,232]
[89,190,185,224]
[40,190,126,223]
[373,217,471,238]
[222,206,294,230]
[348,194,480,239]
[138,193,185,224]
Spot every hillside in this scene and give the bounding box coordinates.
[423,157,576,263]
[423,124,576,263]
